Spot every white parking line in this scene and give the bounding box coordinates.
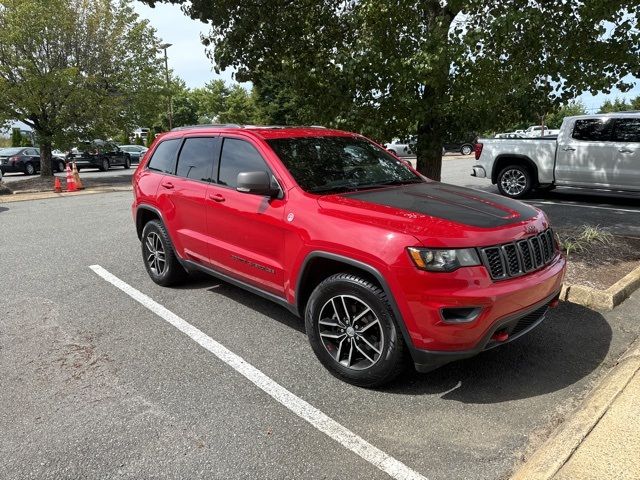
[89,265,427,480]
[528,200,640,214]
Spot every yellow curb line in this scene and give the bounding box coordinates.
[511,338,640,480]
[0,186,132,203]
[560,263,640,311]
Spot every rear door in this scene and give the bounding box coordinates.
[555,118,615,187]
[610,117,640,191]
[205,136,287,296]
[154,136,219,265]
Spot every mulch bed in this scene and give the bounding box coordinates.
[556,228,640,290]
[0,173,132,195]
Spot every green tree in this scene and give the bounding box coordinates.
[0,0,165,176]
[599,98,634,113]
[143,0,640,180]
[546,101,588,129]
[10,128,21,147]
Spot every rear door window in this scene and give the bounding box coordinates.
[147,139,180,174]
[218,138,269,188]
[612,118,640,142]
[572,119,614,141]
[176,137,218,182]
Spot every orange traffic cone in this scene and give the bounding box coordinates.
[72,162,84,190]
[54,177,62,193]
[65,164,77,192]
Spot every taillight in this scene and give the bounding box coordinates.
[474,143,483,160]
[9,156,20,164]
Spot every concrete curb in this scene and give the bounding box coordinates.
[0,186,132,203]
[511,338,640,480]
[560,264,640,311]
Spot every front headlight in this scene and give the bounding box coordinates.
[407,247,481,272]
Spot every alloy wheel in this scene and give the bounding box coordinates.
[318,295,384,370]
[500,168,527,196]
[145,232,166,275]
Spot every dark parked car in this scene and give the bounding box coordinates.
[67,141,131,171]
[443,141,475,156]
[0,147,66,175]
[118,145,148,163]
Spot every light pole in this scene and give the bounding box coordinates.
[159,43,173,130]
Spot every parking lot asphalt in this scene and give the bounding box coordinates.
[2,191,640,479]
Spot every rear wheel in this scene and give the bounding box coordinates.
[24,162,36,175]
[305,273,406,387]
[497,165,532,199]
[141,220,187,286]
[460,144,473,156]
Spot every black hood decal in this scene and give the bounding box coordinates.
[341,182,538,228]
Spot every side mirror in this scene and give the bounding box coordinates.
[236,171,278,197]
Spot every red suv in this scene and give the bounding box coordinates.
[132,125,566,387]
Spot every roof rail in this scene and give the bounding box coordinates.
[170,124,328,131]
[170,123,241,131]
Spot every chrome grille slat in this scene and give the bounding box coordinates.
[480,229,557,281]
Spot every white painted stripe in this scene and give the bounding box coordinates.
[89,265,427,480]
[528,200,640,214]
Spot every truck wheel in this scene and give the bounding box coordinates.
[497,165,532,198]
[305,273,406,387]
[141,220,187,286]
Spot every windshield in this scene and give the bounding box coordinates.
[267,136,422,193]
[0,147,24,155]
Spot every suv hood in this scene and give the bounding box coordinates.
[317,182,545,246]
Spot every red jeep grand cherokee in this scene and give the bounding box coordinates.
[132,125,566,387]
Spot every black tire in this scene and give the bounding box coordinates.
[460,144,473,156]
[497,165,532,199]
[99,158,110,172]
[24,162,36,175]
[305,273,406,387]
[141,219,187,286]
[56,160,65,173]
[123,155,131,169]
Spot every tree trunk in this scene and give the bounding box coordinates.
[415,121,443,181]
[39,139,53,177]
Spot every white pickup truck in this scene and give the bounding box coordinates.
[472,113,640,198]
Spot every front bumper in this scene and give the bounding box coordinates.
[0,164,22,173]
[411,290,559,372]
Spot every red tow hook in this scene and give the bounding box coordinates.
[491,330,509,342]
[549,297,560,308]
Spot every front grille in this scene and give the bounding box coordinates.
[480,228,557,280]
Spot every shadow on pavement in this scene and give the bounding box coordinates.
[202,278,611,401]
[387,301,611,402]
[0,206,8,214]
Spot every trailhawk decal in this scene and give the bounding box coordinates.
[342,182,538,228]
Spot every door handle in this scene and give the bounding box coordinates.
[619,148,634,154]
[209,193,225,202]
[161,182,174,189]
[562,146,576,152]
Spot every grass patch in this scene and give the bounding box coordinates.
[558,225,614,259]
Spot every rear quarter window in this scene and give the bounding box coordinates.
[613,118,640,142]
[147,139,181,174]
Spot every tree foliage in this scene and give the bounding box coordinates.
[546,101,588,129]
[0,0,166,176]
[142,0,640,180]
[599,97,640,113]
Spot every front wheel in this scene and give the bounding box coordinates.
[99,158,110,171]
[497,165,532,199]
[56,160,66,173]
[123,155,131,169]
[305,273,406,387]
